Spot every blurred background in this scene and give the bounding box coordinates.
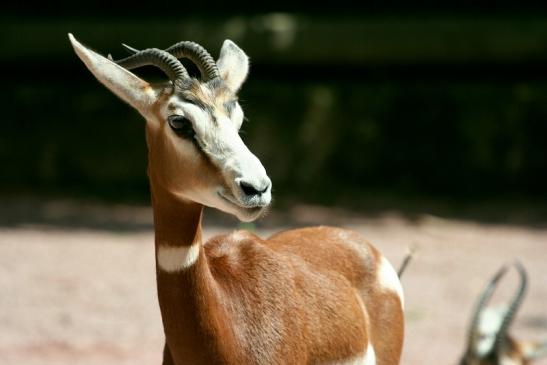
[1,3,547,365]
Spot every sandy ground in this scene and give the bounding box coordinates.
[0,201,546,365]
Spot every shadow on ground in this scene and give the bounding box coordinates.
[1,195,546,232]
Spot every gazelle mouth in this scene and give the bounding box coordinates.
[218,191,265,212]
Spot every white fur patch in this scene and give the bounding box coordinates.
[364,343,376,365]
[157,243,200,272]
[475,306,507,357]
[326,346,374,365]
[378,256,405,309]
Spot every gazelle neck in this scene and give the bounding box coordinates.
[150,183,203,249]
[150,182,237,363]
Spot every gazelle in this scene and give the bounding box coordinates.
[460,262,547,365]
[68,33,404,365]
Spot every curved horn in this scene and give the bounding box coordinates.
[495,262,528,351]
[165,41,220,82]
[113,48,189,89]
[465,265,509,354]
[121,43,139,54]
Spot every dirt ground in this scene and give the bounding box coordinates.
[1,200,546,365]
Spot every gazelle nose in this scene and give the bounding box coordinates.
[238,180,271,198]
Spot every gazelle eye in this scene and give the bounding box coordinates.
[167,115,190,130]
[167,115,195,140]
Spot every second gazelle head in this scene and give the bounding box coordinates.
[460,262,547,365]
[69,34,271,221]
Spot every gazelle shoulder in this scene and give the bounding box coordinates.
[204,230,281,275]
[205,230,268,259]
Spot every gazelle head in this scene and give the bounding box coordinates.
[460,262,547,365]
[69,34,271,222]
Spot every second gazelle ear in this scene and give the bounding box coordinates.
[217,40,249,92]
[68,33,157,117]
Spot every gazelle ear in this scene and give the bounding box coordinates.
[217,39,249,92]
[68,33,156,116]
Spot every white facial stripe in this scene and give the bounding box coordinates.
[168,93,267,182]
[157,243,200,272]
[161,93,271,221]
[181,101,269,194]
[176,102,232,160]
[377,256,405,309]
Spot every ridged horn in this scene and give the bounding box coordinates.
[165,41,220,81]
[495,262,528,351]
[465,265,509,355]
[113,48,189,89]
[121,43,139,54]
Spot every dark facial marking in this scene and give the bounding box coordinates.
[181,95,208,111]
[167,115,209,160]
[211,114,218,126]
[224,99,237,115]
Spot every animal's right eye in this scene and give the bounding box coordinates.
[167,115,195,140]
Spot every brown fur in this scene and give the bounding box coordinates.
[145,81,404,365]
[69,35,404,364]
[151,185,403,365]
